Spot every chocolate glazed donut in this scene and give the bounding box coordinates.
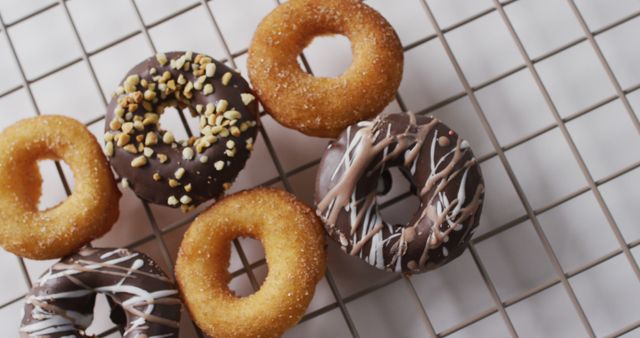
[315,113,484,273]
[20,247,181,338]
[105,51,259,211]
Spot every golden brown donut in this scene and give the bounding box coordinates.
[248,0,404,138]
[0,115,121,259]
[175,188,326,338]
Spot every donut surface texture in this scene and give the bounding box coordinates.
[20,247,181,338]
[248,0,403,138]
[315,112,484,273]
[176,188,326,338]
[0,115,120,260]
[105,51,259,211]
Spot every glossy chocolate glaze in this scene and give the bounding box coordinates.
[105,51,259,209]
[20,247,181,337]
[315,112,484,273]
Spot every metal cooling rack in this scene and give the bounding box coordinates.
[0,0,639,337]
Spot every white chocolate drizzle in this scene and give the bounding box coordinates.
[317,112,484,272]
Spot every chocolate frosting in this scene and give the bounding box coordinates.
[20,247,181,337]
[315,112,484,273]
[105,51,259,210]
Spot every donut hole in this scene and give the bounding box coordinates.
[228,237,267,297]
[302,35,353,77]
[156,104,193,143]
[36,159,75,211]
[377,167,421,226]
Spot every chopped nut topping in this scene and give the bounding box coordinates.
[121,178,130,189]
[199,155,208,163]
[241,93,255,106]
[156,53,168,66]
[195,104,204,114]
[206,63,216,77]
[218,128,229,138]
[177,74,186,85]
[123,144,138,154]
[162,132,175,144]
[144,132,158,146]
[144,89,156,101]
[122,122,134,134]
[182,147,194,160]
[114,106,125,118]
[131,155,147,168]
[153,173,161,181]
[133,120,144,131]
[230,126,241,137]
[180,195,192,205]
[167,195,179,206]
[183,81,194,96]
[223,110,241,120]
[104,141,114,157]
[104,132,115,142]
[175,167,186,180]
[216,99,228,113]
[203,84,214,95]
[204,135,217,144]
[223,182,232,190]
[143,147,154,157]
[225,149,236,157]
[221,72,232,86]
[226,140,235,149]
[184,184,192,192]
[116,133,131,147]
[109,118,123,131]
[169,179,181,187]
[214,161,225,171]
[157,153,168,163]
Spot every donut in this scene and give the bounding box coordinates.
[315,112,485,273]
[175,188,326,338]
[20,247,181,338]
[248,0,403,138]
[105,51,259,212]
[0,115,120,260]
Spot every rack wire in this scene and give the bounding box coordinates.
[0,0,639,337]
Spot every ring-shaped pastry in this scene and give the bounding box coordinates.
[248,0,403,138]
[176,188,326,338]
[0,115,120,260]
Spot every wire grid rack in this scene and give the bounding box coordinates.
[0,0,639,337]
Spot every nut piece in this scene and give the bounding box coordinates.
[199,155,208,163]
[241,93,255,106]
[123,144,138,154]
[145,132,158,146]
[216,99,228,114]
[143,147,154,157]
[131,155,148,168]
[169,179,181,187]
[205,63,216,77]
[163,131,175,144]
[104,141,114,157]
[175,167,186,180]
[116,133,131,147]
[182,147,194,160]
[121,178,130,189]
[167,195,179,206]
[157,153,168,163]
[203,84,214,95]
[214,161,225,171]
[221,72,232,86]
[153,173,161,181]
[156,53,168,66]
[223,110,241,120]
[180,195,192,205]
[184,184,192,192]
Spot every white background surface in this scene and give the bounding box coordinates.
[0,0,639,337]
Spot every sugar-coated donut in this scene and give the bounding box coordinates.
[0,115,121,260]
[105,51,259,212]
[315,112,484,273]
[248,0,403,138]
[176,188,326,338]
[20,247,181,338]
